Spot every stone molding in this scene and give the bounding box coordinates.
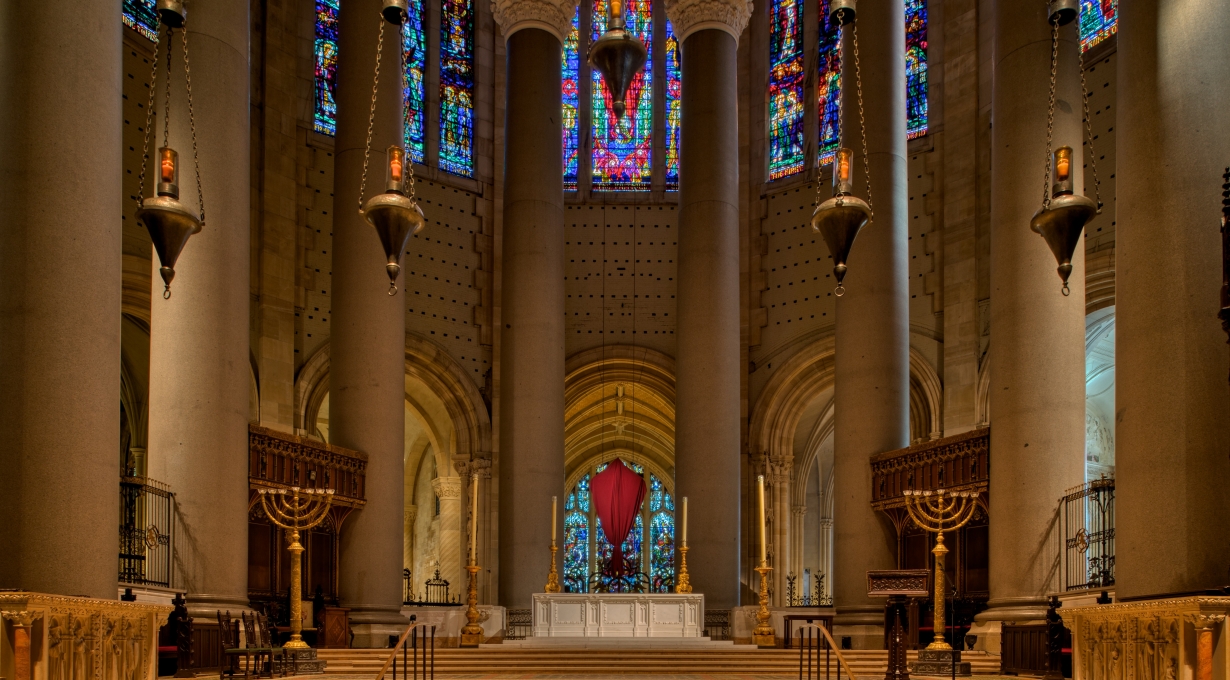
[455,456,493,480]
[432,476,463,498]
[664,0,752,44]
[491,0,578,43]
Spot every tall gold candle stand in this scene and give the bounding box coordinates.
[461,473,483,647]
[901,489,977,650]
[752,561,775,647]
[545,543,562,592]
[257,487,335,649]
[675,546,692,593]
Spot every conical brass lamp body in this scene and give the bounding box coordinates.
[589,28,647,119]
[363,192,426,294]
[137,195,202,298]
[811,194,871,296]
[1029,192,1096,294]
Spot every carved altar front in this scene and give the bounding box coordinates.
[532,593,704,638]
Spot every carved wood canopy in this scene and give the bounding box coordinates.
[248,425,367,509]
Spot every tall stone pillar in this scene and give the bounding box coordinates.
[831,0,909,648]
[432,476,464,588]
[981,0,1085,634]
[145,0,252,615]
[492,0,573,609]
[0,0,122,600]
[767,456,793,604]
[665,0,750,611]
[332,0,409,646]
[1115,0,1230,598]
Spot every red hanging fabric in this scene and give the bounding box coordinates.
[590,459,646,576]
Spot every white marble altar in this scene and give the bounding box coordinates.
[532,593,704,637]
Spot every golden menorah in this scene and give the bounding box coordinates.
[257,487,335,649]
[901,488,977,651]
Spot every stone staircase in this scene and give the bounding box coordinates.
[316,643,1002,677]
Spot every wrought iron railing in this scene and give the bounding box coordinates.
[704,609,731,641]
[1060,477,1115,591]
[505,609,532,640]
[786,572,834,607]
[119,475,175,587]
[403,569,461,606]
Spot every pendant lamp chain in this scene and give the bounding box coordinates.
[137,31,161,212]
[1040,18,1059,211]
[849,17,873,220]
[1078,49,1103,213]
[358,17,388,214]
[182,27,205,226]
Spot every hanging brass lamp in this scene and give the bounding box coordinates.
[589,0,647,119]
[358,1,427,295]
[135,0,205,299]
[810,0,873,297]
[1029,0,1103,296]
[812,149,870,296]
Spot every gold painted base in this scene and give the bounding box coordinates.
[460,564,483,647]
[675,546,693,593]
[283,638,310,650]
[753,563,775,648]
[753,633,777,648]
[545,544,562,593]
[925,640,953,651]
[460,632,483,647]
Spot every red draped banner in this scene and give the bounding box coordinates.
[590,459,646,575]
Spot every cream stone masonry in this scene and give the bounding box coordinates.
[664,0,752,44]
[491,0,578,42]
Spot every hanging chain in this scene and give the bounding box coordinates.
[182,26,205,225]
[358,16,387,214]
[137,25,162,210]
[851,18,873,220]
[1078,49,1103,213]
[1041,17,1059,211]
[163,28,173,149]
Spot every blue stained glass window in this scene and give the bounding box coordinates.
[1079,0,1117,53]
[563,8,582,190]
[439,0,475,176]
[650,512,674,591]
[905,0,928,140]
[649,475,664,512]
[591,0,653,190]
[404,0,427,163]
[768,0,806,180]
[123,0,158,41]
[313,0,340,136]
[665,20,682,190]
[563,467,673,592]
[816,0,841,165]
[564,509,589,591]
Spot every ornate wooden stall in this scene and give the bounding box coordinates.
[871,428,990,648]
[247,425,367,640]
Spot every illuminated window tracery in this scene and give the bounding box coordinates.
[122,0,159,42]
[768,0,806,180]
[1079,0,1117,53]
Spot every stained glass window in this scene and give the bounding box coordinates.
[905,0,928,140]
[1079,0,1117,53]
[563,474,591,592]
[403,0,427,163]
[313,0,341,136]
[591,0,653,190]
[440,0,475,176]
[563,8,582,190]
[816,0,841,165]
[768,0,806,180]
[123,0,158,42]
[665,21,682,190]
[650,511,675,589]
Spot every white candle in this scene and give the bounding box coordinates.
[551,495,557,544]
[470,473,479,564]
[681,497,688,546]
[757,475,767,564]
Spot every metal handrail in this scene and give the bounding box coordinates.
[796,622,856,680]
[374,620,435,680]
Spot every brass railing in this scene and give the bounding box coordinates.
[375,620,434,680]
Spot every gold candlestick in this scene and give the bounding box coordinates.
[902,489,977,650]
[258,487,335,650]
[545,542,562,592]
[675,545,692,593]
[752,561,775,647]
[460,564,483,646]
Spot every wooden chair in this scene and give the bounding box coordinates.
[219,611,248,680]
[257,613,296,678]
[240,612,275,679]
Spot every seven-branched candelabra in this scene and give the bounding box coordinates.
[901,488,977,651]
[257,487,335,649]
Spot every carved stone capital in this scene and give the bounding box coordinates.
[405,506,418,524]
[664,0,752,45]
[454,457,493,480]
[1,610,42,627]
[792,505,808,518]
[432,476,463,499]
[492,0,579,43]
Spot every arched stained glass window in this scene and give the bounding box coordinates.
[404,0,428,163]
[562,464,675,593]
[905,0,928,139]
[563,8,582,191]
[591,0,653,190]
[439,0,475,176]
[665,21,682,190]
[314,0,341,136]
[768,0,806,180]
[817,0,841,165]
[123,0,158,42]
[1079,0,1117,53]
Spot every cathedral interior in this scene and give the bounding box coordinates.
[2,0,1229,678]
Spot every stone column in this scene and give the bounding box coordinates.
[432,476,464,588]
[665,0,751,611]
[1115,0,1230,599]
[144,0,252,615]
[982,0,1085,633]
[0,0,122,600]
[332,0,408,645]
[767,456,793,605]
[492,0,574,609]
[831,0,909,648]
[819,518,834,600]
[403,506,418,571]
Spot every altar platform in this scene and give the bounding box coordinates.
[531,592,704,637]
